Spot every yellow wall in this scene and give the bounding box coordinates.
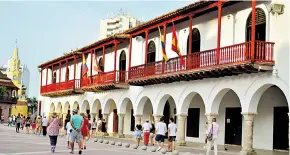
[11,105,28,117]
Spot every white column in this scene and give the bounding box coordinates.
[118,114,125,138]
[153,115,163,128]
[134,114,142,125]
[240,113,257,155]
[176,114,187,146]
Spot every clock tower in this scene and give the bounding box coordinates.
[6,40,24,97]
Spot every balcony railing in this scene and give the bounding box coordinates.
[81,70,128,88]
[0,96,17,104]
[40,79,79,94]
[129,41,274,79]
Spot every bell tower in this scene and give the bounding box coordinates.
[7,40,22,94]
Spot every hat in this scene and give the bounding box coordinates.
[73,109,78,113]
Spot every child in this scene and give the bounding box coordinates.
[65,121,72,149]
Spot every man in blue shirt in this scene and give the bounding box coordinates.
[70,109,84,154]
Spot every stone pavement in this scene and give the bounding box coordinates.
[0,124,288,155]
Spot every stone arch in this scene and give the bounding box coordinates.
[209,88,242,114]
[72,101,79,111]
[179,92,206,115]
[103,99,117,114]
[91,99,101,112]
[246,83,289,113]
[155,94,176,115]
[63,102,70,113]
[136,96,153,115]
[49,102,55,113]
[81,100,90,113]
[119,97,133,114]
[56,102,62,113]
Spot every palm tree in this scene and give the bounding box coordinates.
[27,97,38,115]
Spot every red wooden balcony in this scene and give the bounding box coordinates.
[40,79,83,97]
[128,41,275,86]
[81,70,129,92]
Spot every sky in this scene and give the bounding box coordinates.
[0,1,193,98]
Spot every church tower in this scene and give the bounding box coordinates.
[7,40,23,96]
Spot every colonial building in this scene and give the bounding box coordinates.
[38,1,289,154]
[0,72,18,121]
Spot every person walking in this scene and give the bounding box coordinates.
[25,115,31,134]
[142,119,151,146]
[36,116,42,136]
[149,122,155,146]
[206,118,220,155]
[42,116,48,136]
[69,109,84,154]
[134,123,142,147]
[91,118,97,138]
[155,116,167,151]
[80,113,90,150]
[66,120,73,149]
[15,113,21,133]
[167,118,177,152]
[47,113,60,153]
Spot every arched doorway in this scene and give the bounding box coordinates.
[53,72,57,83]
[246,8,266,60]
[158,95,176,138]
[253,86,289,150]
[81,100,90,120]
[104,99,118,134]
[119,98,134,134]
[181,93,205,140]
[50,103,55,114]
[99,58,104,72]
[119,51,126,82]
[136,96,154,124]
[218,89,242,146]
[92,99,102,120]
[147,41,156,63]
[187,28,201,54]
[72,101,80,113]
[66,68,69,81]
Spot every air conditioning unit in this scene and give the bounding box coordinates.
[271,4,284,15]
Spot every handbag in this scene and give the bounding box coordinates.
[207,124,213,141]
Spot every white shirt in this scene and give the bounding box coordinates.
[156,122,167,136]
[42,118,48,126]
[66,122,72,134]
[168,123,177,136]
[143,122,151,132]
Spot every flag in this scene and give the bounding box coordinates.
[158,26,168,61]
[93,54,102,72]
[82,54,88,78]
[171,23,185,66]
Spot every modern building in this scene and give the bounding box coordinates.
[38,1,289,154]
[0,44,30,99]
[0,72,18,122]
[99,10,142,39]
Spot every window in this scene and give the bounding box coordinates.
[147,41,156,63]
[98,58,104,72]
[66,68,69,81]
[187,28,201,54]
[53,72,57,83]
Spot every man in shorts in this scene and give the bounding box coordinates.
[70,109,84,154]
[155,116,167,151]
[167,118,177,152]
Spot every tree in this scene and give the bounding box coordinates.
[0,86,6,97]
[27,97,38,115]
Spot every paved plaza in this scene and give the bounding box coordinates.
[0,124,288,155]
